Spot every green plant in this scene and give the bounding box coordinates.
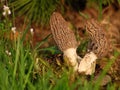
[10,0,59,26]
[87,0,120,20]
[118,0,120,4]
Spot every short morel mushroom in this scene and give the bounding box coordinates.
[78,19,110,75]
[85,19,110,58]
[50,12,81,71]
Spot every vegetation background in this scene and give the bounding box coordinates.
[0,0,120,90]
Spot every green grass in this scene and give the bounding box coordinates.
[0,26,119,90]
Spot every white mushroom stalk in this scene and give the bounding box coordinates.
[78,52,97,75]
[50,12,81,71]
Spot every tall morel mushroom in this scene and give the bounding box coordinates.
[78,19,110,75]
[50,12,81,71]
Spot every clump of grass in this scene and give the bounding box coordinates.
[10,0,59,26]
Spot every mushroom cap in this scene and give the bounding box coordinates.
[85,19,110,58]
[50,12,78,51]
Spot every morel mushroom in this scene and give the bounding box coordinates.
[50,12,81,71]
[78,19,110,75]
[85,19,110,58]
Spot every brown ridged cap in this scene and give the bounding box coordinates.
[50,12,77,51]
[85,19,110,58]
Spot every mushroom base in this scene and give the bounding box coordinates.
[78,52,97,75]
[63,48,81,71]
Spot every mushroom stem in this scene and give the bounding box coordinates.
[78,52,97,75]
[63,48,81,71]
